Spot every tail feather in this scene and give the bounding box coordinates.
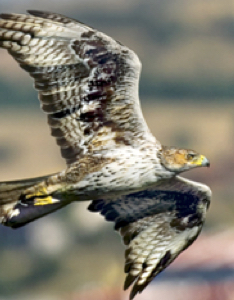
[0,175,69,228]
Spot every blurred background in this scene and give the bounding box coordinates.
[0,0,234,299]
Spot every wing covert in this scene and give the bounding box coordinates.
[88,176,211,299]
[0,10,157,164]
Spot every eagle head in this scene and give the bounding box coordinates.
[158,146,210,173]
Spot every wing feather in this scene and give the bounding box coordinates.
[0,10,157,164]
[88,176,211,299]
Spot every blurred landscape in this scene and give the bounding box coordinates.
[0,1,234,300]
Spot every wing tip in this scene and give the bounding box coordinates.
[27,10,52,17]
[124,273,136,291]
[130,282,147,300]
[0,12,18,20]
[0,13,8,19]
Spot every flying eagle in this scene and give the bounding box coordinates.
[0,11,211,300]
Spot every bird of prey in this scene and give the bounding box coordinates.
[0,11,211,300]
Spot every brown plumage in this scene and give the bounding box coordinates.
[0,11,211,299]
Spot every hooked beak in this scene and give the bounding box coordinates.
[200,155,210,167]
[191,155,210,167]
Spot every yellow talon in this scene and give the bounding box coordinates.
[34,196,53,206]
[25,186,48,198]
[25,186,53,205]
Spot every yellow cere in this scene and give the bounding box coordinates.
[191,154,205,165]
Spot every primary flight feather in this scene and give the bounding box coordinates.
[0,10,211,299]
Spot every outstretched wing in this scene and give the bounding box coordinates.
[88,176,211,300]
[0,10,157,164]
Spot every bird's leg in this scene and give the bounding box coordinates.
[22,174,64,206]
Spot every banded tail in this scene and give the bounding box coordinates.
[0,175,69,228]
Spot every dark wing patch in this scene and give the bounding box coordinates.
[88,177,211,299]
[0,11,157,164]
[88,189,203,230]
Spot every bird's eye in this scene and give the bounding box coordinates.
[187,153,195,160]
